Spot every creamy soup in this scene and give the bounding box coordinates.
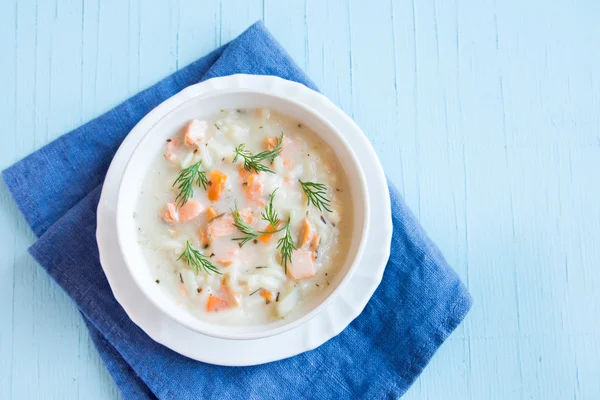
[135,108,351,325]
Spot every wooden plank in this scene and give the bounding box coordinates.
[0,2,17,399]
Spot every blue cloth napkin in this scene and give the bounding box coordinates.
[2,22,471,399]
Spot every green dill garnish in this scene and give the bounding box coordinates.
[255,266,268,269]
[249,288,261,296]
[277,219,296,273]
[299,180,332,212]
[233,133,283,174]
[172,161,208,207]
[231,191,285,247]
[261,189,281,228]
[177,240,221,275]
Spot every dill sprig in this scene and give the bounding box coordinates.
[177,240,221,275]
[233,133,283,174]
[277,219,296,273]
[172,161,208,207]
[231,191,285,247]
[299,180,332,212]
[231,202,263,247]
[261,189,281,228]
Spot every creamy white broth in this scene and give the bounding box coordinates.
[135,108,351,325]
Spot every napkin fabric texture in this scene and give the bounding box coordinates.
[2,22,472,399]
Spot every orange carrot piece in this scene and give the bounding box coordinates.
[259,221,283,243]
[265,137,278,151]
[259,289,274,303]
[198,229,210,248]
[310,233,320,261]
[207,170,227,201]
[206,206,219,221]
[206,295,228,312]
[297,218,313,248]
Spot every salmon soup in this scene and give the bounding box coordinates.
[135,108,351,325]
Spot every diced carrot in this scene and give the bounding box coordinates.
[207,170,227,201]
[297,218,313,249]
[206,295,229,312]
[265,137,278,151]
[161,202,179,224]
[310,233,320,250]
[310,233,320,261]
[198,229,210,248]
[288,250,316,280]
[238,167,252,180]
[259,220,283,243]
[183,119,207,146]
[178,199,205,222]
[206,206,219,221]
[259,289,274,304]
[164,138,180,161]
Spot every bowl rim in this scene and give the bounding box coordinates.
[115,75,370,340]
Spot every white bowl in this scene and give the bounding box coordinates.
[116,75,370,340]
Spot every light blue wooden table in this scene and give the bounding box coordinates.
[1,1,599,399]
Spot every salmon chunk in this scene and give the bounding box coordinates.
[288,250,316,280]
[183,119,207,146]
[178,199,204,222]
[208,214,237,238]
[207,170,228,201]
[164,138,180,161]
[208,209,253,239]
[161,202,179,223]
[221,276,241,307]
[239,168,264,205]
